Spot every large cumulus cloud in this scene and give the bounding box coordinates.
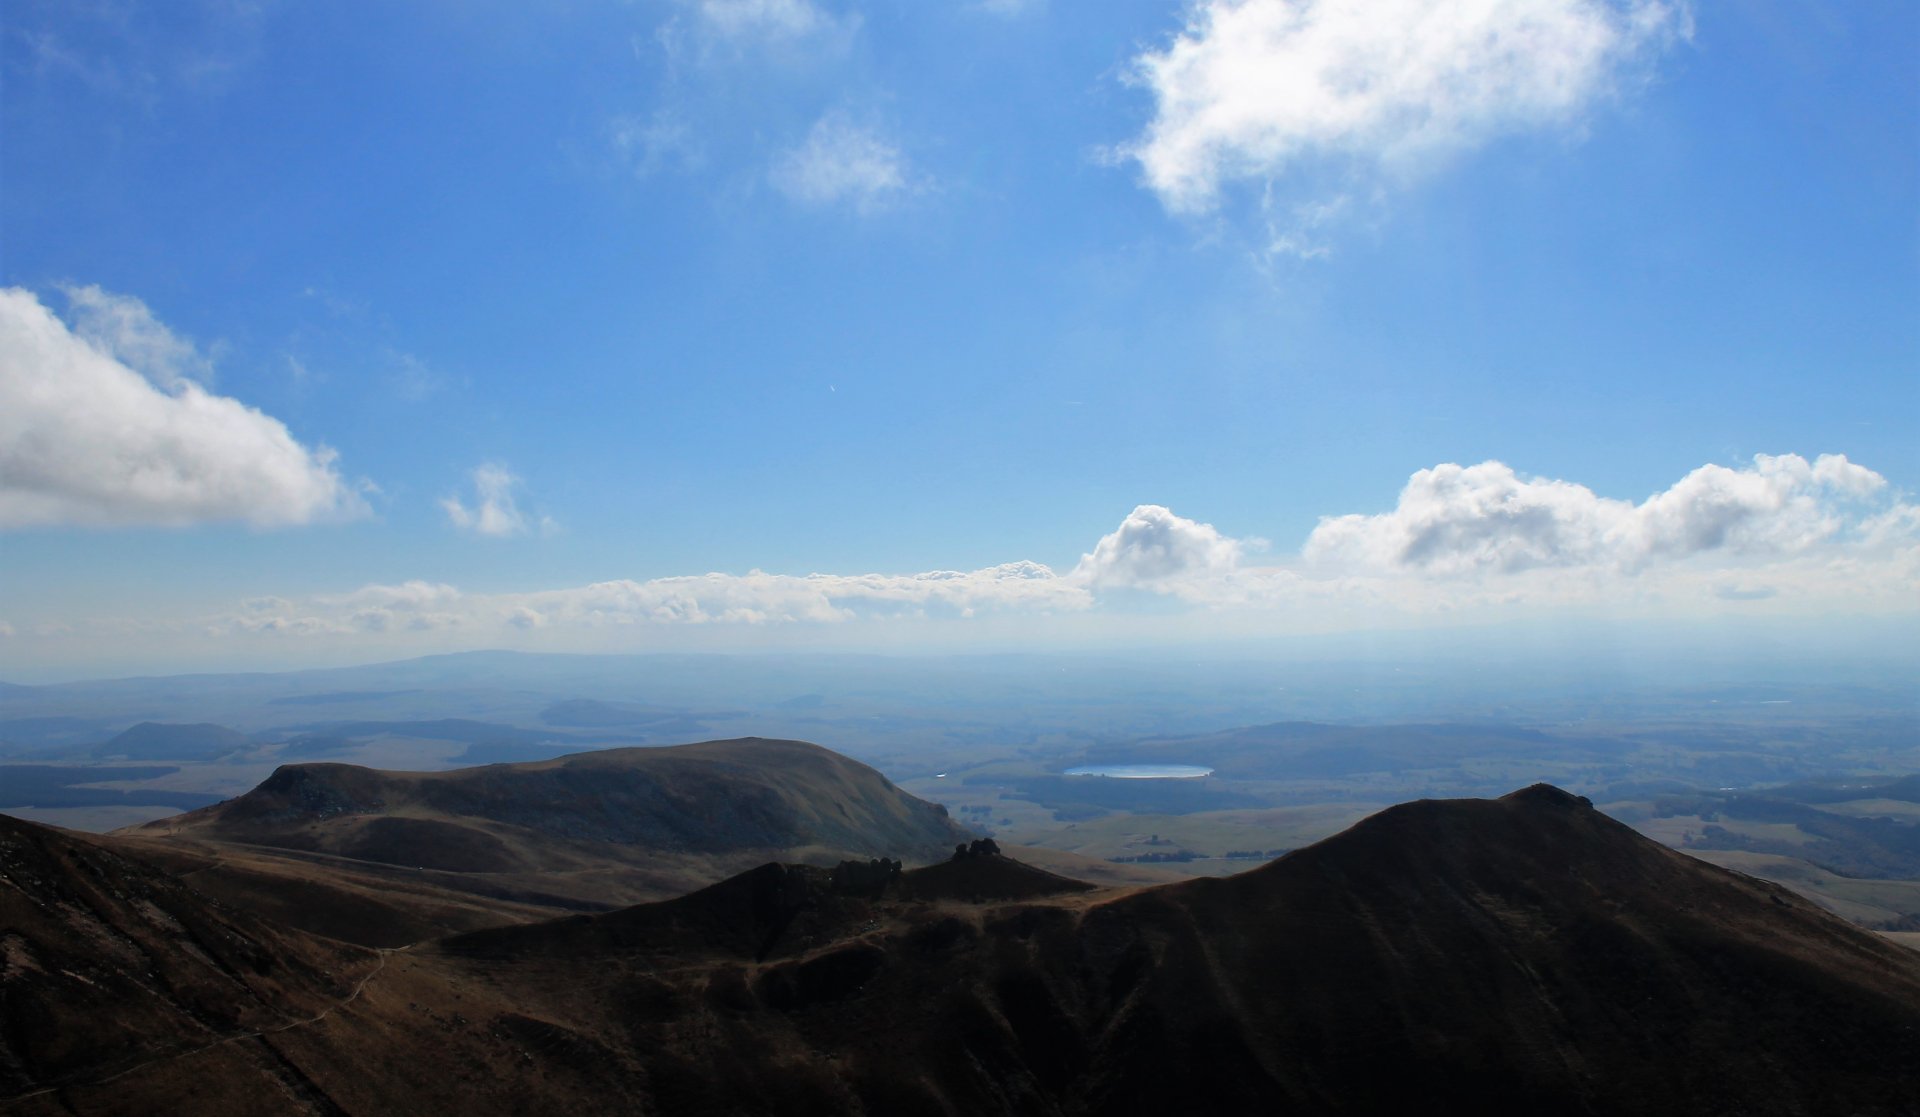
[1072,504,1247,590]
[1123,0,1687,251]
[0,286,363,529]
[1304,454,1898,575]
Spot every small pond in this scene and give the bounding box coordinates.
[1062,764,1214,779]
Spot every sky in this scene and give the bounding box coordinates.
[1,0,1915,680]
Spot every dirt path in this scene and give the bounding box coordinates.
[2,947,397,1110]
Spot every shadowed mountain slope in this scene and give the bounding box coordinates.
[0,814,374,1105]
[11,785,1919,1115]
[395,785,1920,1115]
[1065,785,1920,1114]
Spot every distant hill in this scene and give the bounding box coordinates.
[92,721,253,761]
[279,717,561,746]
[122,738,975,944]
[266,689,421,706]
[154,737,969,865]
[538,698,667,726]
[12,784,1918,1114]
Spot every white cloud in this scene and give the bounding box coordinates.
[388,350,450,402]
[1303,454,1898,575]
[197,454,1920,645]
[8,0,270,102]
[220,561,1088,638]
[0,286,364,529]
[695,0,841,41]
[442,464,536,538]
[666,0,860,63]
[1073,504,1248,591]
[325,581,465,610]
[518,562,1082,626]
[58,283,217,390]
[771,113,919,212]
[610,108,702,178]
[1124,0,1688,229]
[25,451,1910,661]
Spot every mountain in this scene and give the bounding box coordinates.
[92,721,253,761]
[385,785,1920,1115]
[118,738,975,944]
[144,737,970,868]
[10,783,1916,1114]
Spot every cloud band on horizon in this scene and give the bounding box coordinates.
[170,452,1915,644]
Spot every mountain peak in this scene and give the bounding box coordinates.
[1500,781,1593,808]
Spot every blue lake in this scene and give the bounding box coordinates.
[1063,764,1214,779]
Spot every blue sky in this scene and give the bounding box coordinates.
[1,0,1915,678]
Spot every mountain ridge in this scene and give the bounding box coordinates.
[10,779,1919,1113]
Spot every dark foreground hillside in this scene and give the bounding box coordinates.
[0,814,377,1110]
[7,785,1919,1115]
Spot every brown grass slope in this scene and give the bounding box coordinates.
[0,814,374,1106]
[117,738,974,946]
[113,836,573,949]
[16,785,1920,1115]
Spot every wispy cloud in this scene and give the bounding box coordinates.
[652,0,861,70]
[220,562,1081,637]
[610,108,703,178]
[5,0,273,104]
[974,0,1045,17]
[607,1,871,194]
[57,283,218,390]
[442,463,555,539]
[1123,0,1689,252]
[0,286,364,530]
[771,112,921,212]
[388,349,451,402]
[693,0,853,44]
